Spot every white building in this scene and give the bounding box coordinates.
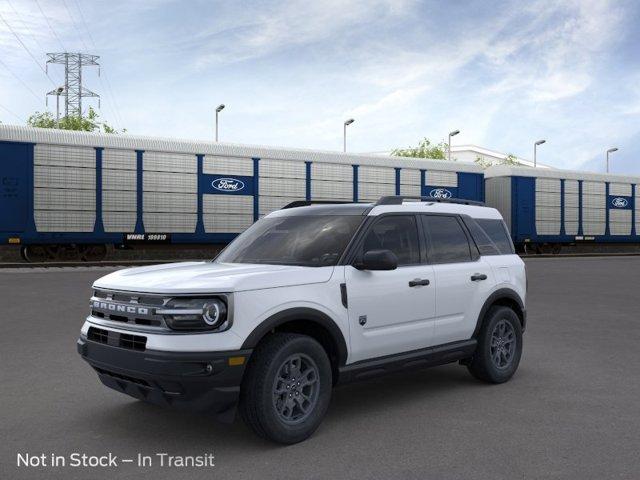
[450,145,551,169]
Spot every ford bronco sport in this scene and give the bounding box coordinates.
[78,196,526,444]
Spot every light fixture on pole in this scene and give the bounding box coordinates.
[534,139,546,167]
[448,130,460,161]
[215,104,225,142]
[343,118,355,152]
[606,147,618,173]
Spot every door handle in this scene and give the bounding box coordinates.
[409,278,430,287]
[471,273,488,281]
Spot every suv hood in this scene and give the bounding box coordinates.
[93,261,335,294]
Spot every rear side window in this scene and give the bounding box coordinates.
[463,218,500,256]
[476,219,514,254]
[361,215,420,266]
[421,215,472,264]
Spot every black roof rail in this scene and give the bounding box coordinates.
[281,200,357,210]
[374,196,485,207]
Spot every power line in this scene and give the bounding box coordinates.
[0,102,24,122]
[61,0,89,51]
[0,11,57,87]
[0,57,42,101]
[34,0,66,52]
[70,0,124,129]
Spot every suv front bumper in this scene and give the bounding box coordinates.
[77,337,252,422]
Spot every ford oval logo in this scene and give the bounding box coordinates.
[429,188,453,199]
[212,177,245,192]
[611,197,629,208]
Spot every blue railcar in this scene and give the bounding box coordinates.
[485,165,640,253]
[0,125,484,261]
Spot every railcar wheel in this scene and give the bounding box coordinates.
[80,244,107,262]
[22,245,49,263]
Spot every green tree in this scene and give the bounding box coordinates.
[391,138,450,160]
[474,152,521,169]
[27,107,125,133]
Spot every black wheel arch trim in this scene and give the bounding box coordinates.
[241,307,349,366]
[472,288,526,338]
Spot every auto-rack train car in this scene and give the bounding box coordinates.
[0,125,484,261]
[485,165,640,254]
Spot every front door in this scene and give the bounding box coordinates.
[345,214,436,363]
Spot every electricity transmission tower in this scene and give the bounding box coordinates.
[46,53,100,118]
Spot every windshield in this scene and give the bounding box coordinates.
[215,215,364,267]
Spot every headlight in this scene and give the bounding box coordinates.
[158,297,230,332]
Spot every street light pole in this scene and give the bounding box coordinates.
[606,148,618,173]
[534,139,546,167]
[215,104,225,142]
[448,130,460,161]
[343,118,354,152]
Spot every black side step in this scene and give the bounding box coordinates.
[337,339,477,384]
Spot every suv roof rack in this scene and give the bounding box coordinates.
[374,196,485,207]
[281,200,357,210]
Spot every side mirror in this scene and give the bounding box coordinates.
[355,249,398,271]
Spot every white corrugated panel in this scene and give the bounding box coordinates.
[400,169,420,186]
[311,180,352,200]
[103,212,136,232]
[259,196,295,215]
[536,221,560,235]
[609,209,631,235]
[359,166,395,184]
[143,213,197,232]
[34,165,95,190]
[400,183,421,196]
[203,195,253,215]
[582,181,605,195]
[103,169,136,191]
[259,177,306,197]
[426,170,457,187]
[103,190,136,212]
[260,159,306,179]
[34,210,95,232]
[535,178,561,192]
[536,191,561,207]
[565,221,579,235]
[609,183,632,196]
[34,188,95,211]
[204,156,253,176]
[34,144,95,168]
[143,171,197,194]
[564,180,579,193]
[143,192,197,213]
[143,151,196,173]
[103,149,136,170]
[311,163,352,182]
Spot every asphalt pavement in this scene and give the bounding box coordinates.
[1,256,639,479]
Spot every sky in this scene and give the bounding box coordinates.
[0,0,639,173]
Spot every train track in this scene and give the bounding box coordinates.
[2,252,640,269]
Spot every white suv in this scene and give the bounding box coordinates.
[78,196,526,444]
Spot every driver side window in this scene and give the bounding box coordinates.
[361,215,420,266]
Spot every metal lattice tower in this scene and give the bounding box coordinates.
[46,53,100,118]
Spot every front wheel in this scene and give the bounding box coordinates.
[239,333,332,444]
[467,306,523,383]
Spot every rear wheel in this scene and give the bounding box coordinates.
[467,306,523,383]
[239,333,332,444]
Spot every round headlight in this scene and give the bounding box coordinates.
[203,300,227,327]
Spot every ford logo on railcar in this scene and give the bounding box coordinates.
[611,197,628,208]
[429,188,453,199]
[212,178,244,192]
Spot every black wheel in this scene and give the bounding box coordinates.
[239,333,332,444]
[22,245,49,263]
[80,244,107,262]
[467,306,523,384]
[551,243,562,255]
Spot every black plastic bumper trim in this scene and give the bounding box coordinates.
[77,337,251,422]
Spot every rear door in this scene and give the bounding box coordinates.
[420,215,496,345]
[0,142,29,232]
[345,214,436,363]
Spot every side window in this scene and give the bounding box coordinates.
[422,215,472,264]
[361,215,420,266]
[463,217,500,256]
[476,219,515,254]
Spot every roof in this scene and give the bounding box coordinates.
[0,124,483,173]
[484,164,640,184]
[269,199,502,220]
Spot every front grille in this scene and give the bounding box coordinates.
[87,326,147,351]
[90,289,168,330]
[119,333,147,351]
[88,326,109,344]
